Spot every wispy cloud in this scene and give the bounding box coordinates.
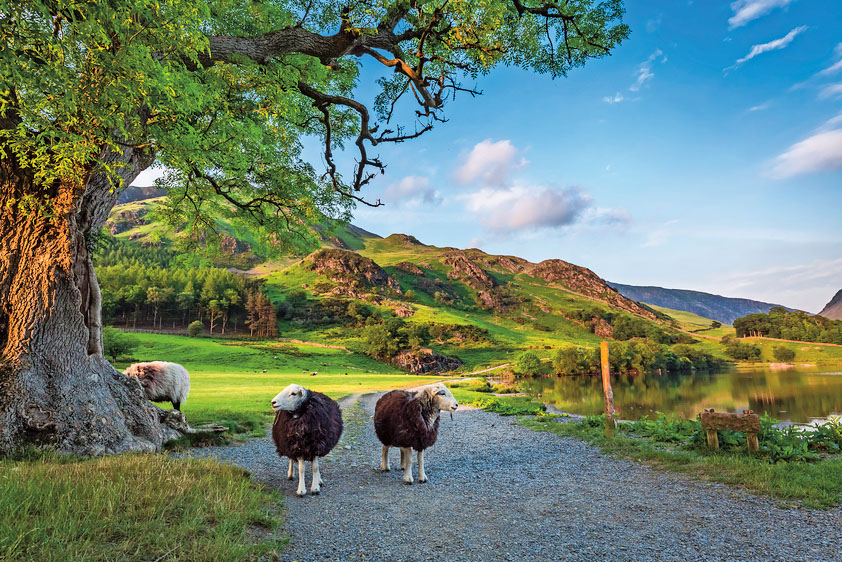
[728,0,796,29]
[642,219,680,248]
[727,26,807,70]
[818,82,842,99]
[716,257,842,312]
[452,139,527,187]
[383,176,441,206]
[630,49,666,92]
[602,92,624,104]
[646,14,663,33]
[771,120,842,178]
[748,101,772,112]
[818,43,842,76]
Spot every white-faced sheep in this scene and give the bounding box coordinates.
[271,384,343,496]
[373,383,458,484]
[124,361,190,411]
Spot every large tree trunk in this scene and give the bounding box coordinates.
[0,146,184,456]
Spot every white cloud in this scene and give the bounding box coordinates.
[602,92,625,104]
[818,82,842,99]
[452,139,527,187]
[817,43,842,76]
[646,14,663,33]
[728,0,796,29]
[718,257,842,312]
[728,26,807,69]
[629,49,666,92]
[747,101,772,112]
[771,128,842,178]
[642,219,680,248]
[383,175,441,205]
[464,185,593,234]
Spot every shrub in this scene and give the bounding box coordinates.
[187,320,204,337]
[772,345,796,362]
[102,326,140,362]
[517,351,542,376]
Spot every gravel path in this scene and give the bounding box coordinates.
[185,394,842,561]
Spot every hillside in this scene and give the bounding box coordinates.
[819,289,842,321]
[101,197,718,373]
[608,283,789,325]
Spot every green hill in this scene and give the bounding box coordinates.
[98,197,724,374]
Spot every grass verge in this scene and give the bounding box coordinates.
[520,415,842,509]
[0,452,285,560]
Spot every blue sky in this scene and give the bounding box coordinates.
[136,1,842,312]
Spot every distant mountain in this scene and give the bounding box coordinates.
[819,290,842,321]
[118,185,167,204]
[607,283,789,325]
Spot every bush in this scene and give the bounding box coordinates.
[517,351,542,376]
[187,320,204,337]
[772,345,796,362]
[102,326,140,362]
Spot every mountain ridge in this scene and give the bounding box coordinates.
[608,283,790,325]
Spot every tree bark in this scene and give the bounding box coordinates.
[0,145,185,455]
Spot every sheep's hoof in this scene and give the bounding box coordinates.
[310,489,320,495]
[380,467,390,472]
[403,479,413,485]
[296,490,307,497]
[419,477,428,483]
[287,475,294,481]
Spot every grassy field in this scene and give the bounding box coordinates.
[1,333,445,560]
[649,304,736,338]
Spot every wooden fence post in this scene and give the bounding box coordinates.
[601,341,615,437]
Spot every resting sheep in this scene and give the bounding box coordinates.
[271,384,343,496]
[373,383,458,484]
[124,361,190,411]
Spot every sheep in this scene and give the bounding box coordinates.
[271,384,343,496]
[373,383,458,484]
[124,361,190,410]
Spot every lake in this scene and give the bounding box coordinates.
[520,365,842,424]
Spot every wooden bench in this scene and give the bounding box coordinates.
[699,409,760,452]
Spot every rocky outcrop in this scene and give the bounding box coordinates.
[392,348,463,374]
[384,233,426,247]
[219,235,251,255]
[394,261,425,276]
[305,249,401,293]
[442,250,496,290]
[106,208,150,235]
[819,289,842,321]
[464,250,530,274]
[526,260,655,320]
[592,318,614,338]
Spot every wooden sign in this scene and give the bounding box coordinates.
[699,409,760,452]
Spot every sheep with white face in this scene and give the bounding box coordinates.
[271,384,343,497]
[374,383,458,484]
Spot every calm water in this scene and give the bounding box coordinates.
[521,365,842,424]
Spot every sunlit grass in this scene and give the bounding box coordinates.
[0,453,286,560]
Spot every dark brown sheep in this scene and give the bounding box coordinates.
[271,384,343,496]
[373,383,458,484]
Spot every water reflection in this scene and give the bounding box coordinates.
[521,366,842,423]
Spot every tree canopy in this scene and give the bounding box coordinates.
[2,0,628,246]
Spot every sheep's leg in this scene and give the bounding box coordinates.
[310,457,321,495]
[381,445,390,472]
[287,458,294,480]
[417,450,427,483]
[296,458,306,497]
[172,401,181,411]
[400,448,407,470]
[401,447,413,484]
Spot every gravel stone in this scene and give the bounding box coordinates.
[184,393,842,561]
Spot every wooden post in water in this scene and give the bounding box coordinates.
[600,341,615,437]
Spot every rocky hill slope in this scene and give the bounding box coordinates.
[819,289,842,320]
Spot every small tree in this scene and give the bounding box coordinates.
[517,351,542,376]
[102,327,140,363]
[772,346,796,362]
[187,321,204,338]
[710,321,722,329]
